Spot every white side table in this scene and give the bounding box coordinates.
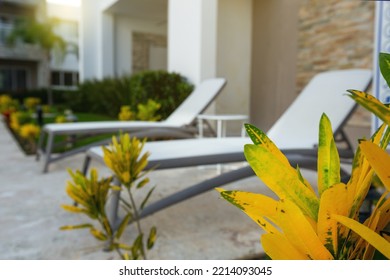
[196,114,248,174]
[197,114,249,138]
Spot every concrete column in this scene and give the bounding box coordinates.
[168,0,217,85]
[80,0,115,81]
[216,0,252,128]
[80,0,99,81]
[99,12,115,78]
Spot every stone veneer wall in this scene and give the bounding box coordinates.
[132,32,167,73]
[297,0,375,94]
[297,0,375,129]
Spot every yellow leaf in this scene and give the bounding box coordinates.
[245,124,316,194]
[261,232,310,260]
[121,171,131,184]
[332,214,390,259]
[317,183,350,257]
[368,192,390,237]
[61,204,86,214]
[217,188,279,233]
[59,223,93,230]
[359,140,390,192]
[118,243,133,251]
[90,228,107,241]
[362,212,381,259]
[346,125,387,217]
[244,144,320,221]
[274,199,333,260]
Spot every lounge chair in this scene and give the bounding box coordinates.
[82,69,372,228]
[36,78,227,173]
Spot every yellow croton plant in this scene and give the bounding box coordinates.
[218,88,390,260]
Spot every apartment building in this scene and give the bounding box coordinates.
[0,0,79,93]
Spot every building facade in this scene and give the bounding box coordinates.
[0,0,79,93]
[80,0,375,135]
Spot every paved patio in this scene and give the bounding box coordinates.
[0,119,325,260]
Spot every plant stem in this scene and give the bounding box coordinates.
[127,187,147,260]
[114,246,125,260]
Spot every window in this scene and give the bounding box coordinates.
[51,71,60,85]
[15,69,27,89]
[0,68,28,92]
[64,72,73,86]
[51,70,78,88]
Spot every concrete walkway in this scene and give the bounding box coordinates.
[0,119,321,260]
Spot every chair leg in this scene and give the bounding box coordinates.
[42,132,54,173]
[36,130,45,161]
[82,155,91,176]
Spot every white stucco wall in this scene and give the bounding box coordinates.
[168,0,217,85]
[115,15,167,77]
[80,0,99,80]
[100,12,115,77]
[251,0,299,131]
[216,0,252,129]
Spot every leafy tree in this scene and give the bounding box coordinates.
[7,17,73,105]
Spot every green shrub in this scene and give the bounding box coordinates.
[65,76,132,118]
[9,88,69,105]
[128,70,194,119]
[65,71,194,119]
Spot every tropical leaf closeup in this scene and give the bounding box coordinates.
[217,53,390,260]
[219,104,390,260]
[219,117,390,259]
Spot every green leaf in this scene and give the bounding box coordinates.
[102,216,113,237]
[296,165,313,190]
[379,52,390,88]
[115,213,132,239]
[244,123,268,145]
[147,226,157,250]
[244,123,290,167]
[317,114,341,196]
[140,187,155,210]
[131,234,143,260]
